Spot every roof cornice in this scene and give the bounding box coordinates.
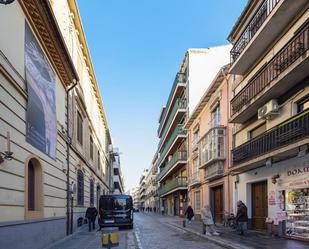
[19,0,79,86]
[67,0,112,144]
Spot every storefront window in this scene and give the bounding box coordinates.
[286,188,309,240]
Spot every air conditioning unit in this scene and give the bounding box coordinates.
[258,99,279,120]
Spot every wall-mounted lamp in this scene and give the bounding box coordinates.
[271,174,280,184]
[0,132,13,164]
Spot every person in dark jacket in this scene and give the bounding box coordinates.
[85,204,98,232]
[184,205,194,223]
[235,201,248,235]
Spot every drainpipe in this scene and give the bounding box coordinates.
[66,80,77,236]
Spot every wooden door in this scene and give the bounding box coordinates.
[252,181,268,230]
[213,185,223,224]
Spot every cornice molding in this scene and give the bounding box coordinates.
[19,0,79,87]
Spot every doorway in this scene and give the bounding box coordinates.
[212,185,223,224]
[252,181,268,230]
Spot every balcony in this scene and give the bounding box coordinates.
[188,171,201,187]
[230,0,308,74]
[232,109,309,166]
[157,99,187,150]
[158,177,187,197]
[157,124,186,167]
[157,151,187,182]
[204,162,224,181]
[199,127,226,169]
[231,23,309,123]
[158,73,186,136]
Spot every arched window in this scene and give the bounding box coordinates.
[90,180,94,205]
[25,158,43,219]
[77,170,84,206]
[28,161,35,210]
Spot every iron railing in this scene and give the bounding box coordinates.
[230,0,281,62]
[157,151,187,181]
[231,23,309,115]
[158,73,186,136]
[158,177,187,197]
[232,109,309,165]
[188,171,201,186]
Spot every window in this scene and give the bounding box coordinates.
[199,128,226,166]
[249,123,266,139]
[77,111,83,145]
[77,170,84,206]
[192,127,199,150]
[211,105,221,126]
[26,158,43,218]
[90,180,94,205]
[97,151,101,171]
[194,191,201,212]
[193,157,199,173]
[90,136,93,160]
[28,161,35,211]
[297,96,309,113]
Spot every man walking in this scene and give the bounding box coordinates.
[85,204,98,232]
[235,201,248,235]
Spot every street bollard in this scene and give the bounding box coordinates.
[101,227,119,249]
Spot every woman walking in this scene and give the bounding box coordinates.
[201,205,219,236]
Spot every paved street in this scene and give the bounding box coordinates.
[46,213,224,249]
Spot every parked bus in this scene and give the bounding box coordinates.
[99,194,133,229]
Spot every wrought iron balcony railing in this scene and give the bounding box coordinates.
[233,109,309,165]
[231,22,309,116]
[230,0,281,63]
[158,177,187,197]
[188,171,201,186]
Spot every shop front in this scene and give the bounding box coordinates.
[235,153,309,241]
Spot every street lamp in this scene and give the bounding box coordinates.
[0,0,15,4]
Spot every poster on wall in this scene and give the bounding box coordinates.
[25,23,57,159]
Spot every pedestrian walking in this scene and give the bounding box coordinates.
[184,205,194,223]
[201,205,219,236]
[235,200,248,235]
[85,204,98,232]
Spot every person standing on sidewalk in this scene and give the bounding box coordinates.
[201,205,219,236]
[184,205,195,223]
[85,204,98,232]
[235,201,248,235]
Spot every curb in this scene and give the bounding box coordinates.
[167,222,254,249]
[43,225,92,249]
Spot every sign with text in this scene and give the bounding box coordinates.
[25,23,57,159]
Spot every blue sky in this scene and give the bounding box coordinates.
[77,0,247,190]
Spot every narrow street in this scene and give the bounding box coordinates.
[47,213,224,249]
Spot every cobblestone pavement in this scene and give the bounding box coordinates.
[46,213,224,249]
[134,212,224,249]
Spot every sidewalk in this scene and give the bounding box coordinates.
[143,212,309,249]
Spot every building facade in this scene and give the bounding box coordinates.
[228,0,309,240]
[185,66,233,222]
[0,1,112,248]
[111,148,124,194]
[157,47,231,217]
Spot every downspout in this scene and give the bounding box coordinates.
[66,80,77,236]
